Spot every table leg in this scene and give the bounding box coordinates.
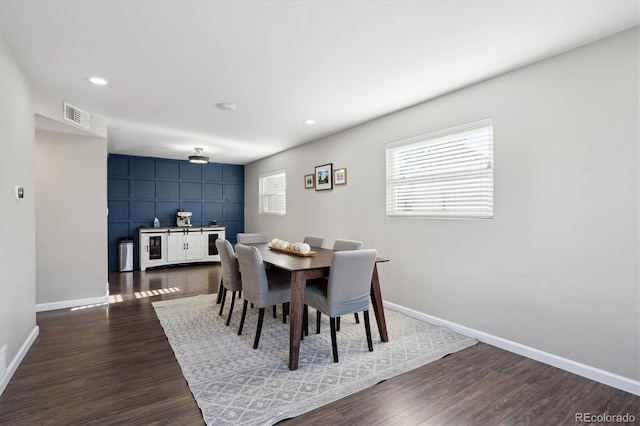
[288,271,306,370]
[370,264,388,342]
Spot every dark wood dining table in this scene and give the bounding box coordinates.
[249,243,389,370]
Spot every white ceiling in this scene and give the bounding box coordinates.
[0,1,638,165]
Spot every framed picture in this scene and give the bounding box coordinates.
[314,163,333,191]
[304,174,314,189]
[334,168,347,185]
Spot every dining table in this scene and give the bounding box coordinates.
[248,243,389,371]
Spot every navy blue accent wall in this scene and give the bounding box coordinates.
[108,154,244,271]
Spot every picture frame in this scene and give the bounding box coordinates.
[314,163,333,191]
[304,174,315,189]
[334,168,347,185]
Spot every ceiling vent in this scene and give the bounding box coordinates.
[63,102,90,129]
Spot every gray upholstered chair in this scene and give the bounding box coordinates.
[236,233,268,244]
[303,236,326,248]
[304,249,377,362]
[333,239,364,326]
[332,239,363,251]
[215,239,242,327]
[308,238,365,334]
[235,243,291,349]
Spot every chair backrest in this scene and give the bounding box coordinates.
[333,239,363,251]
[326,249,377,317]
[215,239,241,291]
[235,243,270,302]
[237,233,268,244]
[303,236,326,248]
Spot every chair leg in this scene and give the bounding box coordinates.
[254,308,266,349]
[218,287,227,316]
[316,310,321,334]
[273,305,277,318]
[238,300,248,335]
[363,310,373,352]
[330,317,339,362]
[225,291,236,326]
[336,316,341,331]
[216,276,224,304]
[282,302,287,324]
[354,312,360,324]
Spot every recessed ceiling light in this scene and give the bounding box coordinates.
[216,103,237,111]
[87,76,108,86]
[303,119,316,125]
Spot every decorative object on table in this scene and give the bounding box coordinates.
[314,163,333,191]
[334,167,347,185]
[304,174,314,189]
[269,239,314,256]
[152,293,477,426]
[153,217,160,228]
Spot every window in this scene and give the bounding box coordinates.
[386,118,493,219]
[259,170,286,215]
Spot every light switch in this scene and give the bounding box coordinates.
[15,185,24,199]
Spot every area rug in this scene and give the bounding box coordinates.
[152,294,477,426]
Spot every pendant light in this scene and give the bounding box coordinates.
[189,147,209,164]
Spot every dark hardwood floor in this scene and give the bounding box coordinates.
[1,264,637,425]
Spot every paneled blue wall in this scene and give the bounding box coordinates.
[108,154,244,271]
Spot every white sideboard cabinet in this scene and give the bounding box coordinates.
[139,226,225,271]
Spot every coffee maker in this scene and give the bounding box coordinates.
[176,210,192,227]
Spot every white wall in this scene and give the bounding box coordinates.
[0,30,38,394]
[245,28,639,383]
[35,129,108,308]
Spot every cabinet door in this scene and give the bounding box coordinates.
[167,232,186,262]
[140,233,166,270]
[202,230,224,260]
[185,232,203,260]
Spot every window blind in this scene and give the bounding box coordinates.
[259,170,286,215]
[386,118,493,219]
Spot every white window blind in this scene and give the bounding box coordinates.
[259,170,286,215]
[386,118,493,219]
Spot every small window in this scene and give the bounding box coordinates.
[386,118,493,219]
[259,170,286,215]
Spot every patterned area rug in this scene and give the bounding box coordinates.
[152,294,477,426]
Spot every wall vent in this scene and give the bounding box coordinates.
[63,102,90,129]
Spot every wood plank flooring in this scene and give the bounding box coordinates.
[1,264,637,425]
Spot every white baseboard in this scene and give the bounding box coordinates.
[383,301,640,396]
[0,326,39,396]
[36,295,109,312]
